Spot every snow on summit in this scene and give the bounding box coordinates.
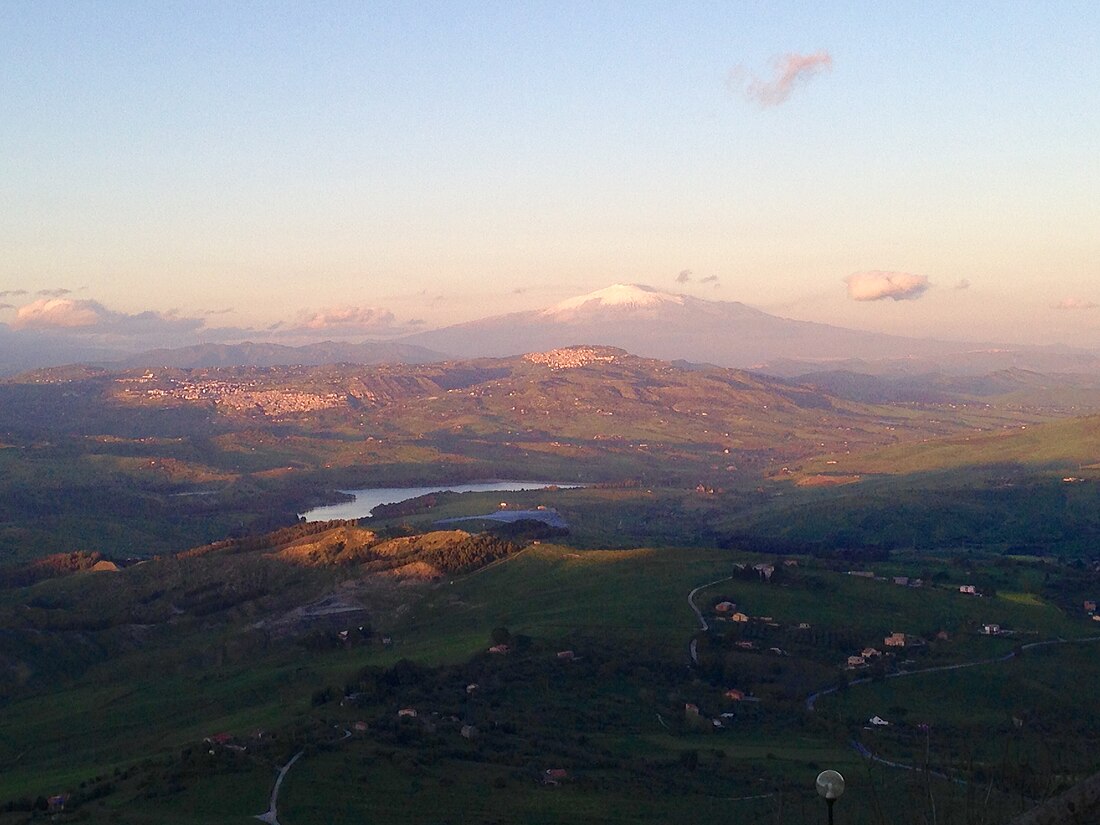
[544,284,685,316]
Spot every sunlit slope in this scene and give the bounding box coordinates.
[799,414,1100,478]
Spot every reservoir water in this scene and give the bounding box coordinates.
[300,481,580,522]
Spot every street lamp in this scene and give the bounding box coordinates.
[816,769,845,825]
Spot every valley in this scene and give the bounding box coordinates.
[1,346,1099,823]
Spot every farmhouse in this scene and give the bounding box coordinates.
[398,708,418,718]
[959,585,977,595]
[847,655,867,667]
[753,563,775,581]
[982,623,1001,635]
[724,689,745,701]
[730,612,750,623]
[714,601,737,613]
[884,632,907,647]
[861,647,882,658]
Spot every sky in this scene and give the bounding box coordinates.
[2,0,1099,353]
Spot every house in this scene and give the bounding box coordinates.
[1085,600,1097,614]
[798,622,812,630]
[893,576,910,586]
[982,623,1001,635]
[488,644,510,655]
[556,650,575,660]
[868,716,890,726]
[884,632,907,647]
[466,683,479,694]
[849,571,875,578]
[714,601,737,613]
[753,563,776,581]
[768,647,788,656]
[353,720,368,732]
[935,630,950,641]
[398,708,418,718]
[910,578,924,588]
[461,724,478,739]
[724,688,745,701]
[959,585,977,595]
[731,612,750,623]
[847,655,867,667]
[204,732,234,746]
[861,647,882,658]
[684,703,700,716]
[735,641,756,650]
[783,559,798,567]
[47,795,69,813]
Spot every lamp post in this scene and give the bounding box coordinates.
[816,769,845,825]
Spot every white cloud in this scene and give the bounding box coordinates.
[294,306,398,332]
[12,297,204,335]
[14,298,111,329]
[733,51,833,107]
[955,278,971,290]
[845,271,930,302]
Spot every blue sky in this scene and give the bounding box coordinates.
[2,1,1098,348]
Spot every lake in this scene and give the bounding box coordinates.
[299,481,581,522]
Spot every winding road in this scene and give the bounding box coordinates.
[255,750,304,825]
[806,635,1100,711]
[687,575,734,664]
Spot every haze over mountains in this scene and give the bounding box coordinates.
[4,284,1099,377]
[403,284,1100,376]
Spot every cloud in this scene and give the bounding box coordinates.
[0,289,28,298]
[845,271,930,302]
[202,307,234,316]
[699,275,719,284]
[676,269,693,284]
[294,305,398,332]
[0,303,12,310]
[1052,297,1098,310]
[512,287,527,295]
[733,51,833,107]
[36,287,72,297]
[955,278,971,290]
[14,298,111,329]
[12,297,204,335]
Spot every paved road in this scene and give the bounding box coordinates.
[806,634,1100,711]
[255,750,304,825]
[686,575,734,664]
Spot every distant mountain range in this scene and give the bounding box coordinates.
[401,284,1100,376]
[113,340,446,370]
[4,283,1099,377]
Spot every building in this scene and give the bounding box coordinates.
[884,632,907,647]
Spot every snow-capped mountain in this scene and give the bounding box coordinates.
[403,283,943,368]
[402,283,1100,374]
